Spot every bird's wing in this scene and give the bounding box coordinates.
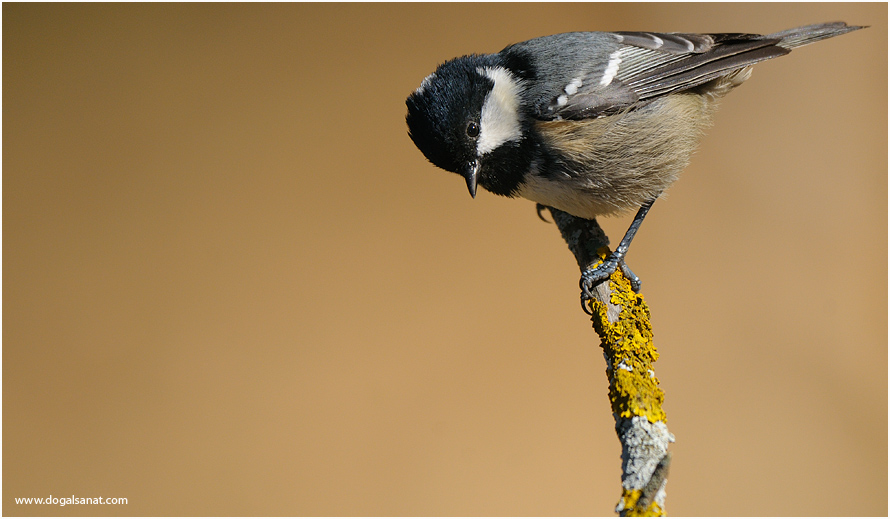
[535,31,788,120]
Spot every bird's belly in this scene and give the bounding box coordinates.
[522,93,717,218]
[516,174,630,219]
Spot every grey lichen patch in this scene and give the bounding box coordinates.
[616,416,674,514]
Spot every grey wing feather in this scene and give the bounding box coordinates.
[543,82,640,120]
[528,23,862,121]
[533,23,861,120]
[540,32,783,120]
[625,38,788,98]
[613,31,713,53]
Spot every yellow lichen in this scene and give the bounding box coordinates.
[620,488,665,517]
[586,249,666,425]
[583,248,669,516]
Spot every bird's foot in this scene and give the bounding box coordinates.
[618,259,642,293]
[579,256,641,314]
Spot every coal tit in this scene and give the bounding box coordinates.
[405,22,863,302]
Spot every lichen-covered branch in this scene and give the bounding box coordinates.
[548,207,674,517]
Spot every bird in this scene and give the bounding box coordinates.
[405,22,863,306]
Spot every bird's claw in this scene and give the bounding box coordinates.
[579,256,641,315]
[619,259,642,293]
[579,256,620,314]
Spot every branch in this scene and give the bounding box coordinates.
[548,207,674,517]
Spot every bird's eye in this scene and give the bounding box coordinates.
[466,121,480,138]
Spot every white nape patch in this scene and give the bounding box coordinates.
[415,72,436,94]
[600,49,622,86]
[556,94,568,106]
[564,77,583,95]
[476,66,522,155]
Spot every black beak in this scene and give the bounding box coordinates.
[463,161,479,199]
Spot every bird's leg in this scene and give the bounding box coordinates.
[580,197,657,304]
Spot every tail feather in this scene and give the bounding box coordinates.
[768,22,865,49]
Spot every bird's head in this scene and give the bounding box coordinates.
[406,57,526,198]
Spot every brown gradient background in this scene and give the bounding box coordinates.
[4,3,887,516]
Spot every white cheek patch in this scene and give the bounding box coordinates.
[476,66,522,155]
